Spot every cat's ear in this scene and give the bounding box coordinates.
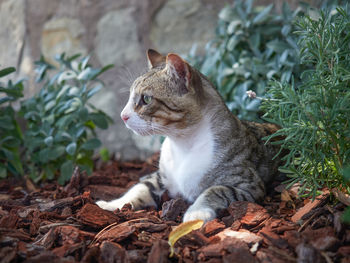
[147,49,165,68]
[165,53,191,94]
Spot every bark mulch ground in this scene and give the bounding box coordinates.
[1,154,349,263]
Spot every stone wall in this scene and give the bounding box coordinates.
[0,0,316,160]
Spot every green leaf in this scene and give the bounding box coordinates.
[342,165,350,182]
[39,148,50,163]
[81,138,101,150]
[89,113,109,129]
[0,67,15,78]
[0,136,21,148]
[80,55,91,70]
[59,160,74,185]
[41,146,66,161]
[227,34,243,51]
[44,136,54,146]
[57,85,71,99]
[0,116,15,129]
[227,20,241,34]
[342,207,350,223]
[87,85,102,98]
[0,165,6,178]
[58,70,77,84]
[253,4,273,24]
[78,107,89,121]
[43,165,55,180]
[44,100,56,112]
[219,6,235,22]
[77,67,97,81]
[0,96,12,105]
[99,147,110,162]
[66,142,77,156]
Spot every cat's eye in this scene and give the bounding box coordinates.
[141,95,152,105]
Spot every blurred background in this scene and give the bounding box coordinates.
[0,0,327,161]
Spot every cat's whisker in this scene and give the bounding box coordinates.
[117,66,136,86]
[118,86,131,95]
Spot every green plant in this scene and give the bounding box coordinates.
[0,67,24,178]
[22,54,113,184]
[341,165,350,223]
[261,7,350,198]
[187,0,304,121]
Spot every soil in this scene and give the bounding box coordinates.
[1,153,349,263]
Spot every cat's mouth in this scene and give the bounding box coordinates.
[125,121,155,136]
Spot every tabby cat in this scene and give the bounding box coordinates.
[96,49,281,222]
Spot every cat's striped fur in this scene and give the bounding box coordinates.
[96,50,281,222]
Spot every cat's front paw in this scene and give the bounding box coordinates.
[96,198,131,211]
[183,207,216,223]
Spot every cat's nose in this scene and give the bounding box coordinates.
[121,114,129,122]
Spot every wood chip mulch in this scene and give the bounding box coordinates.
[1,154,350,263]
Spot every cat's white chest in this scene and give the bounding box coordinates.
[159,121,214,202]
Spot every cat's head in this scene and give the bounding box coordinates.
[120,49,205,137]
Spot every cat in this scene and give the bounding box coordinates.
[96,49,281,222]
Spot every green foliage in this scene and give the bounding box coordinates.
[341,165,350,223]
[0,68,24,178]
[99,147,110,162]
[187,0,304,121]
[261,7,350,198]
[21,54,113,184]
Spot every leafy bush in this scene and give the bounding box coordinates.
[0,68,24,178]
[20,54,113,184]
[341,166,350,223]
[261,7,350,198]
[187,0,304,121]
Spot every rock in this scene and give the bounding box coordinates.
[338,246,350,258]
[76,203,120,228]
[283,230,303,249]
[177,230,210,248]
[227,201,270,227]
[150,0,222,55]
[127,249,148,263]
[223,248,257,263]
[291,191,329,223]
[38,197,74,212]
[35,228,56,249]
[296,243,325,263]
[302,226,339,251]
[333,211,345,236]
[64,168,89,196]
[133,222,168,233]
[95,8,142,66]
[99,241,130,263]
[147,239,169,263]
[0,0,25,69]
[161,198,188,221]
[80,246,100,263]
[214,229,262,245]
[24,251,75,263]
[311,235,339,251]
[94,223,136,244]
[197,237,251,261]
[0,246,17,263]
[41,18,87,64]
[259,226,289,249]
[85,185,127,201]
[256,248,289,263]
[202,219,226,236]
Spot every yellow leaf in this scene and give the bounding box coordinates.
[281,189,295,209]
[281,189,292,202]
[168,220,204,257]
